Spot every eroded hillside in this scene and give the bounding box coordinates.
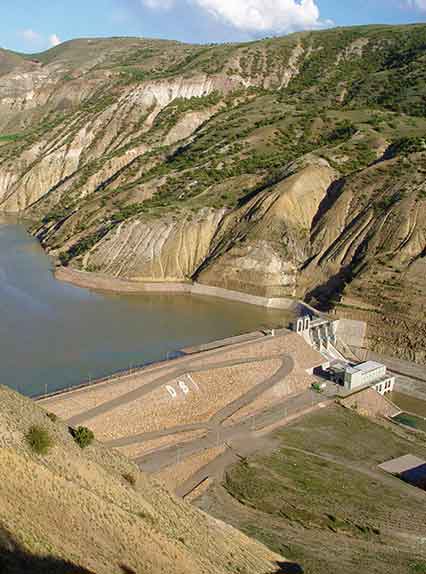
[0,26,426,361]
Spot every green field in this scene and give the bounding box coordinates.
[197,406,426,574]
[394,413,426,434]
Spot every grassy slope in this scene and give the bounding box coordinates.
[0,385,285,574]
[17,25,425,235]
[197,406,426,574]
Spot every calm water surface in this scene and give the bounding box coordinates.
[0,216,285,397]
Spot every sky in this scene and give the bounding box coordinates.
[1,0,426,53]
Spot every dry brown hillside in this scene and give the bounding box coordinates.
[0,385,289,574]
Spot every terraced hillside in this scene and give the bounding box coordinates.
[0,25,425,361]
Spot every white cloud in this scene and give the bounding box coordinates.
[49,34,61,47]
[20,29,42,44]
[193,0,324,33]
[141,0,326,33]
[406,0,426,9]
[18,29,62,50]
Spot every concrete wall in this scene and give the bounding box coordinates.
[374,377,395,395]
[336,319,367,349]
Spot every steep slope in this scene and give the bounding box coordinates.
[302,147,426,362]
[0,385,286,574]
[0,26,426,361]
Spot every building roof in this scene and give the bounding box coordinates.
[345,361,385,375]
[378,454,426,475]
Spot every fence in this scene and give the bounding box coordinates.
[34,350,184,402]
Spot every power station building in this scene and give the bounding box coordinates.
[327,360,395,395]
[292,314,395,397]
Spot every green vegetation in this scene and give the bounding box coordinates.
[0,133,22,143]
[199,407,426,574]
[46,412,58,423]
[154,91,222,130]
[25,425,54,455]
[59,225,113,265]
[71,426,95,449]
[389,136,426,157]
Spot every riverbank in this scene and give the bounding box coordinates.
[55,266,301,311]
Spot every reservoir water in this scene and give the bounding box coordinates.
[0,216,285,397]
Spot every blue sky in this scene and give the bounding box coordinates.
[2,0,426,53]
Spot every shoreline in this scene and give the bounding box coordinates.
[55,266,302,311]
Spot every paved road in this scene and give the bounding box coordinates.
[174,398,330,498]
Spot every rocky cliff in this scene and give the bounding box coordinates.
[1,27,426,361]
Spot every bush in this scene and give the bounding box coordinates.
[46,412,58,423]
[25,425,53,455]
[122,472,136,486]
[71,426,94,449]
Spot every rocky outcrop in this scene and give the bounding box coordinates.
[197,158,338,297]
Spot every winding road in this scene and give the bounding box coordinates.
[50,331,332,498]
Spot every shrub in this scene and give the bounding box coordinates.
[25,425,53,455]
[122,472,136,486]
[388,136,426,157]
[71,426,94,449]
[46,412,58,423]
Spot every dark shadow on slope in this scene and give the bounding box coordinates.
[273,561,304,573]
[0,527,95,574]
[310,178,346,237]
[304,265,353,312]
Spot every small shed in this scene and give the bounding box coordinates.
[378,454,426,490]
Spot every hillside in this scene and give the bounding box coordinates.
[0,384,287,574]
[0,25,425,361]
[197,406,426,574]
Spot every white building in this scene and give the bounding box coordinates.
[342,361,395,395]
